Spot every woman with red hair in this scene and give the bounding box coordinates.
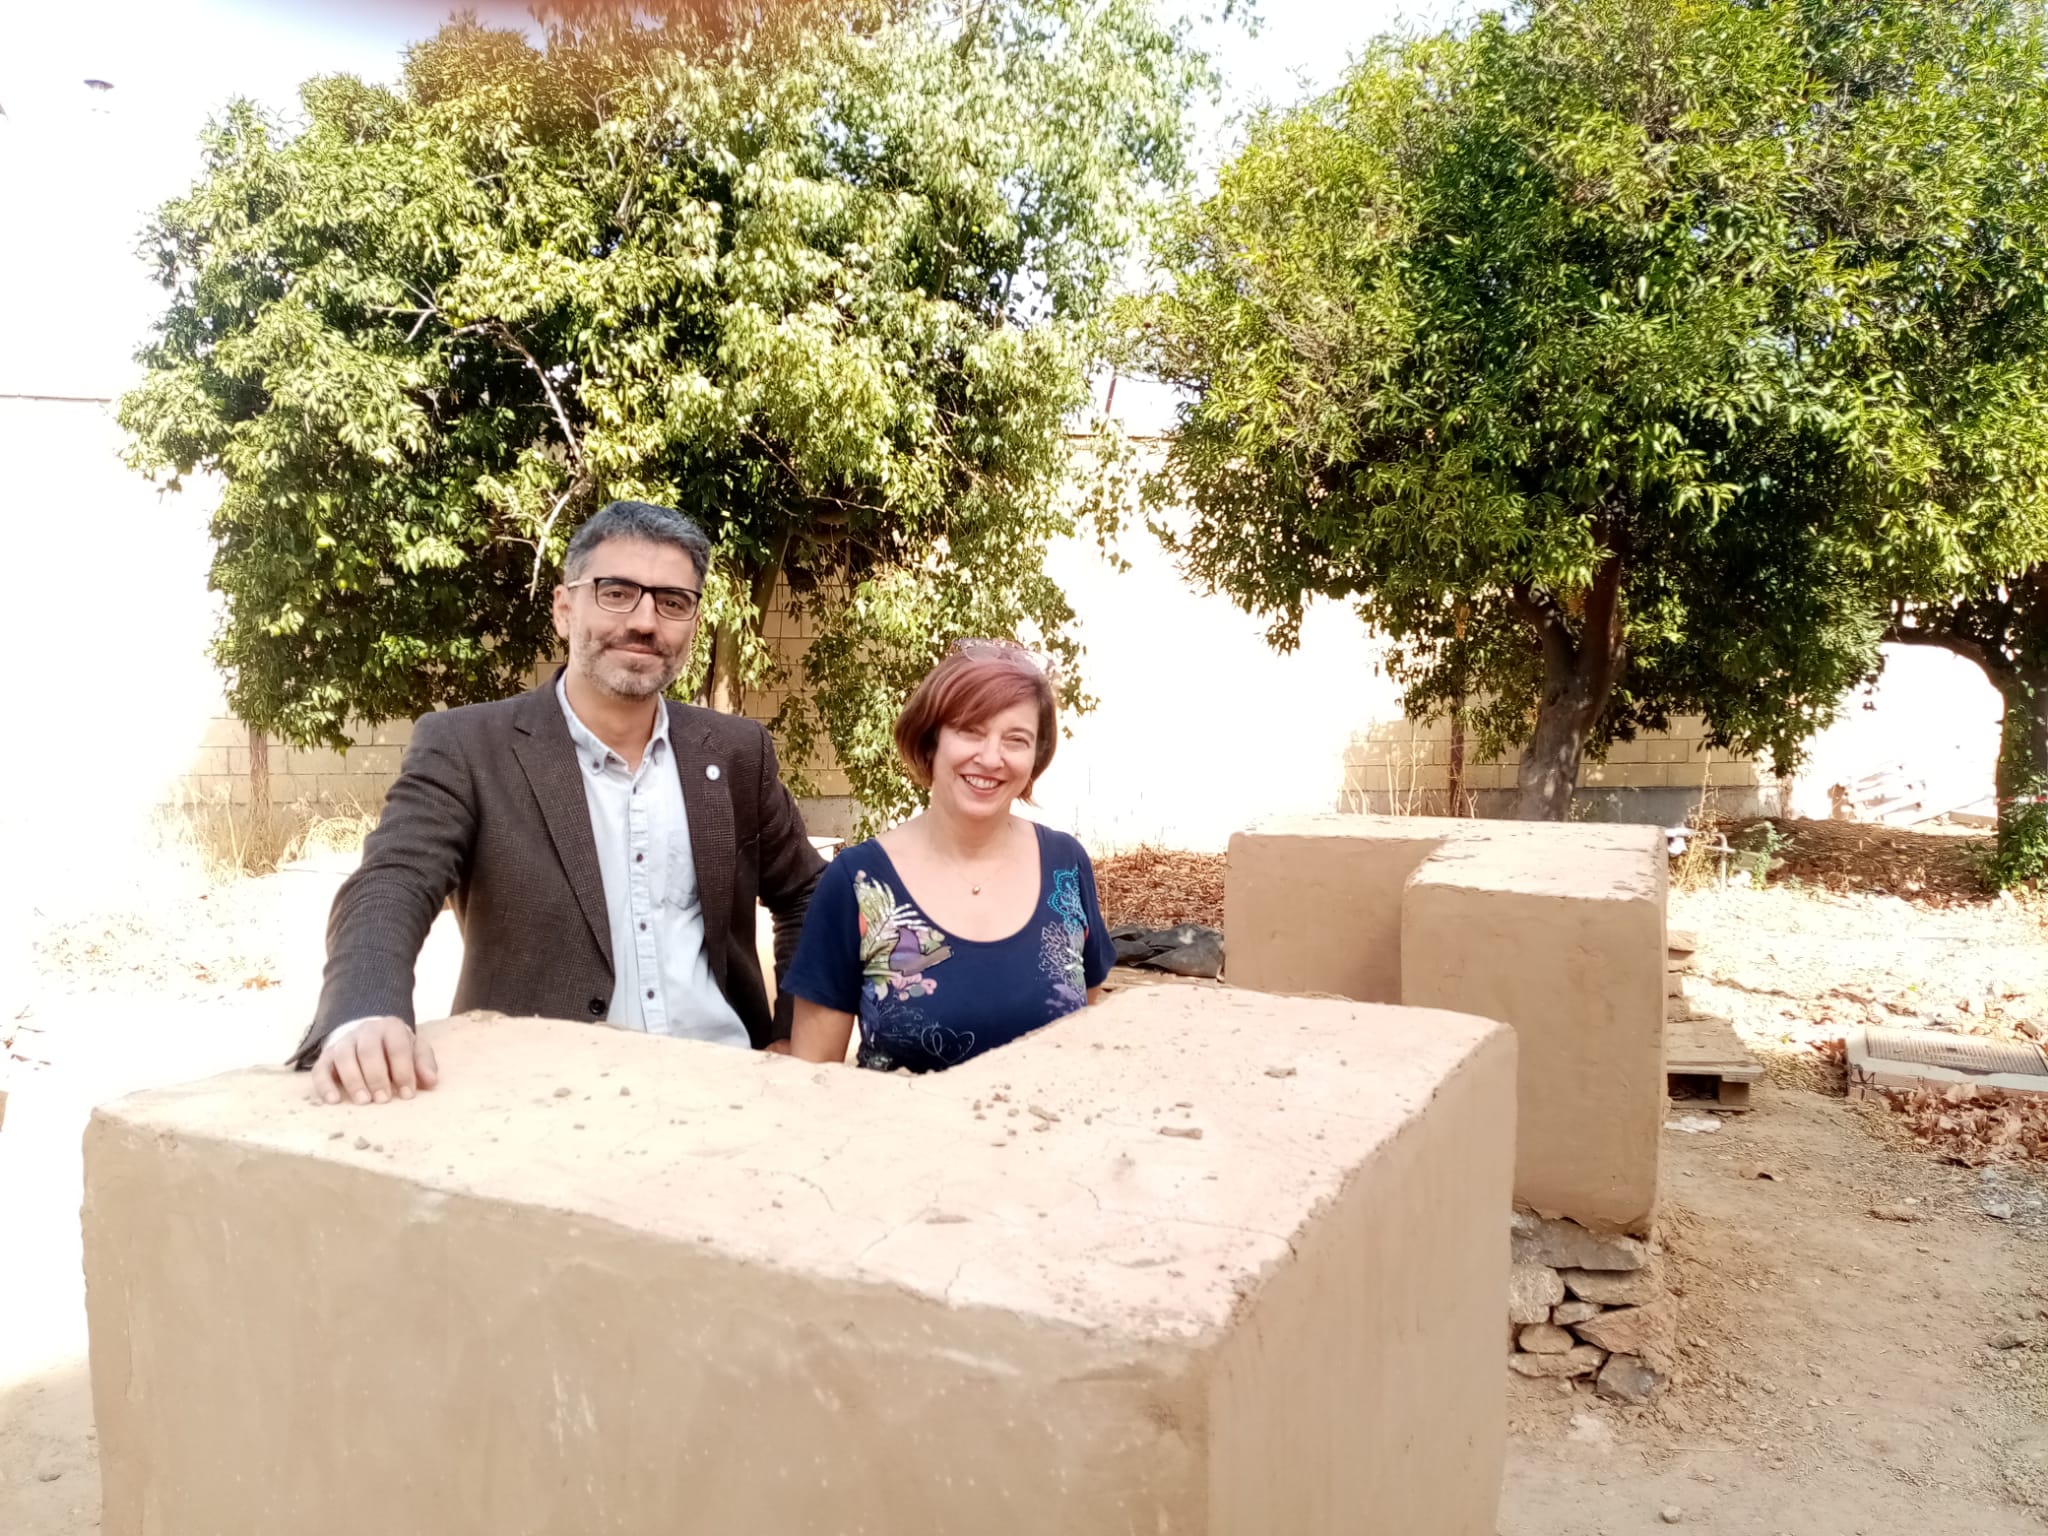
[782,639,1115,1071]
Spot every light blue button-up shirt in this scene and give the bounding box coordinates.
[556,677,749,1047]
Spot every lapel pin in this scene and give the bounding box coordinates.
[705,764,721,781]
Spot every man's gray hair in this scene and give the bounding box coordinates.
[563,500,713,584]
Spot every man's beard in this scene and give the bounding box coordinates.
[572,623,687,699]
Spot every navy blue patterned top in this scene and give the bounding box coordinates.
[781,822,1117,1073]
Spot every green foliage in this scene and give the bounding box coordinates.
[1132,0,2048,815]
[122,0,1204,823]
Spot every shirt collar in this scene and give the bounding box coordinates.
[556,672,670,775]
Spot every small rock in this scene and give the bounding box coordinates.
[1263,1066,1297,1079]
[925,1213,970,1225]
[1738,1162,1783,1181]
[1508,1344,1606,1379]
[354,1136,371,1151]
[1158,1125,1204,1140]
[1509,1263,1567,1325]
[1512,1212,1648,1272]
[1667,928,1698,956]
[1869,1204,1922,1223]
[1983,1200,2015,1221]
[1552,1300,1601,1326]
[1659,1506,1683,1525]
[1566,1410,1615,1448]
[328,1130,344,1140]
[1665,1114,1721,1134]
[1518,1323,1577,1355]
[1988,1330,2031,1351]
[1561,1262,1662,1306]
[1596,1351,1666,1405]
[1028,1104,1060,1123]
[1574,1300,1676,1366]
[619,1086,631,1097]
[37,1470,61,1483]
[553,1086,573,1099]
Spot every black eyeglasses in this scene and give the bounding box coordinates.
[565,577,701,622]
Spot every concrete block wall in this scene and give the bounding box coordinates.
[173,600,856,833]
[1341,716,1784,822]
[174,716,418,814]
[83,990,1518,1534]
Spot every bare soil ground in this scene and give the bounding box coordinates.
[5,826,2046,1533]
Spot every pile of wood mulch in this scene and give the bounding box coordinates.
[1093,846,1226,930]
[1727,816,1997,908]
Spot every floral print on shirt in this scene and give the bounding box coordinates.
[1040,866,1091,1015]
[854,868,952,1001]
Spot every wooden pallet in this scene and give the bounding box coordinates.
[1666,1010,1764,1110]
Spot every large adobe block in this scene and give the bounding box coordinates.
[84,991,1516,1536]
[1228,815,1665,1236]
[1224,817,1448,1001]
[1402,835,1665,1233]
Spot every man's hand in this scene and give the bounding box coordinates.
[311,1017,439,1106]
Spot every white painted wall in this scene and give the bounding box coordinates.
[1030,520,1401,853]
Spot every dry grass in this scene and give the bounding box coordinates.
[1670,776,1726,892]
[1093,845,1226,929]
[154,787,378,881]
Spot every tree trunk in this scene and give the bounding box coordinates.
[1447,708,1467,816]
[1510,550,1627,821]
[1514,676,1604,820]
[1887,582,2048,882]
[1993,667,2048,841]
[701,530,793,716]
[249,727,271,847]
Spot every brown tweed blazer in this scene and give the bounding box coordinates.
[293,673,826,1067]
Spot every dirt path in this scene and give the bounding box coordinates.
[1504,1084,2047,1533]
[3,864,2044,1533]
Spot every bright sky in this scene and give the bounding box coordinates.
[0,0,1477,401]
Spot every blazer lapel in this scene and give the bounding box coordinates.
[671,704,735,985]
[511,680,613,970]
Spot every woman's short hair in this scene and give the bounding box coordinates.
[894,641,1059,799]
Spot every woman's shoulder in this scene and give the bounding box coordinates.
[1030,822,1095,868]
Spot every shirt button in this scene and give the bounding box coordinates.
[645,989,655,1000]
[635,852,644,863]
[587,997,606,1017]
[639,922,647,931]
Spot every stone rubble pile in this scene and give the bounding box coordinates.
[1507,1210,1669,1403]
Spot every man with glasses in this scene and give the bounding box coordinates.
[296,500,826,1105]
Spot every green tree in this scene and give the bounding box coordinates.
[122,0,1206,827]
[1133,0,2048,821]
[1819,2,2048,886]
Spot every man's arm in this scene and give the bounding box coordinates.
[293,711,478,1070]
[750,722,827,1042]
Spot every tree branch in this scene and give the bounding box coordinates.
[1509,581,1575,679]
[1582,546,1627,697]
[486,319,582,465]
[1886,614,1995,672]
[528,475,589,597]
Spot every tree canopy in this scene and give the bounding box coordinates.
[123,0,1206,825]
[1135,0,2048,820]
